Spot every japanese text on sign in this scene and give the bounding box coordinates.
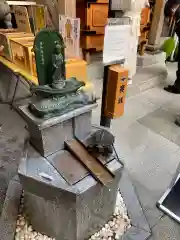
[14,6,32,33]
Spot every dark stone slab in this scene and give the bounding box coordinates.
[138,105,180,147]
[0,104,26,214]
[0,179,22,240]
[119,170,151,234]
[149,216,180,240]
[121,226,150,240]
[76,160,122,240]
[132,178,164,229]
[18,104,97,157]
[47,150,88,185]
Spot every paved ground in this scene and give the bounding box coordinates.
[91,61,180,239]
[0,60,180,239]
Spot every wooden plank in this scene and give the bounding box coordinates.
[65,140,114,185]
[148,0,164,45]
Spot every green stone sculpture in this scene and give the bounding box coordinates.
[29,29,96,119]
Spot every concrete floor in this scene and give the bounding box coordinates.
[91,61,180,240]
[0,60,180,239]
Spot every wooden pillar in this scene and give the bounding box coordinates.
[148,0,165,45]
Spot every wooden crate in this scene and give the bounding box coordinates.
[9,38,36,76]
[0,32,34,61]
[81,34,104,51]
[66,59,87,83]
[77,1,108,34]
[86,3,108,33]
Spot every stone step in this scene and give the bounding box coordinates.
[127,64,168,98]
[88,63,168,99]
[137,52,166,68]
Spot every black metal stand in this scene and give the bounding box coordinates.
[100,66,111,128]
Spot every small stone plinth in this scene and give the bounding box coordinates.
[18,104,97,157]
[18,143,123,240]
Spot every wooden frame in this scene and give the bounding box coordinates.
[148,0,164,45]
[0,32,34,61]
[9,38,36,76]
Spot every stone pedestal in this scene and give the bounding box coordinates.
[19,104,97,157]
[18,142,123,240]
[18,103,123,240]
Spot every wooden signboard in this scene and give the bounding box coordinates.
[14,6,32,33]
[104,65,128,119]
[28,5,46,33]
[34,5,46,32]
[59,16,80,59]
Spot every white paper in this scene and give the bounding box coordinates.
[111,0,135,11]
[103,24,131,65]
[111,0,148,11]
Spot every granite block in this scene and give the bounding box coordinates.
[19,143,123,240]
[24,191,77,240]
[35,118,73,156]
[76,160,122,240]
[18,145,72,201]
[18,104,97,157]
[73,111,92,139]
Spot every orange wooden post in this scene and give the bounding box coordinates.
[104,65,128,119]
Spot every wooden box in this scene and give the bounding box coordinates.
[77,1,108,34]
[0,32,34,61]
[81,34,104,51]
[66,59,87,83]
[104,65,128,119]
[9,39,36,76]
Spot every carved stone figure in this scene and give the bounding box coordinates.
[28,29,96,119]
[52,43,66,89]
